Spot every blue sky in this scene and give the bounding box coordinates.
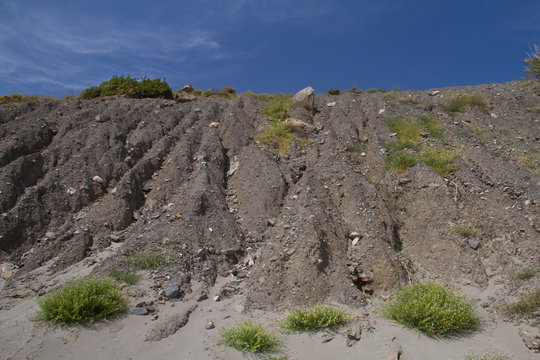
[1,0,539,96]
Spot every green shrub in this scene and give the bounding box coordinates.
[129,250,169,270]
[348,87,363,94]
[421,148,458,176]
[442,94,488,114]
[280,304,351,331]
[366,88,388,93]
[451,224,477,237]
[524,44,540,79]
[36,277,127,324]
[386,117,423,142]
[385,151,418,173]
[502,288,540,317]
[1,94,55,106]
[78,75,173,100]
[193,88,202,96]
[219,86,237,99]
[382,281,481,337]
[109,268,141,284]
[201,89,213,97]
[465,352,510,360]
[219,320,281,353]
[328,87,340,95]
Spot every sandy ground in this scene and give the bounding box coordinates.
[2,272,539,360]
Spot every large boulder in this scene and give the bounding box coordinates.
[292,86,315,111]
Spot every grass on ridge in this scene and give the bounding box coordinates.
[129,250,169,270]
[280,304,351,331]
[385,151,418,173]
[451,224,477,237]
[257,121,295,153]
[386,117,423,142]
[36,276,128,324]
[261,94,293,122]
[382,281,482,338]
[441,94,488,114]
[421,148,458,176]
[502,288,540,317]
[219,319,281,353]
[108,268,141,284]
[420,116,444,139]
[511,267,537,281]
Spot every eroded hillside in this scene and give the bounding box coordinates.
[0,81,538,311]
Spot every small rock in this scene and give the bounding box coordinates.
[321,332,335,343]
[327,101,336,107]
[95,114,110,122]
[519,326,540,352]
[1,262,15,279]
[346,326,362,347]
[236,272,248,279]
[177,273,191,284]
[208,122,219,128]
[267,218,276,227]
[221,248,241,257]
[92,175,104,184]
[66,187,77,195]
[109,234,123,242]
[165,284,181,299]
[429,90,441,96]
[467,237,479,250]
[175,92,196,103]
[349,232,361,239]
[194,108,201,113]
[378,109,385,114]
[181,84,194,93]
[227,159,240,177]
[213,295,221,302]
[205,321,215,330]
[351,237,360,246]
[131,307,149,316]
[359,271,374,282]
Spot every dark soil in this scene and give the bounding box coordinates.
[1,81,538,311]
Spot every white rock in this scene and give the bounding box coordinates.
[92,175,104,184]
[378,109,385,114]
[292,86,315,110]
[327,102,336,107]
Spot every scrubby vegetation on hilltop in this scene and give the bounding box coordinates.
[78,75,173,100]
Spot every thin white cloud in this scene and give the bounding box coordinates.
[0,2,223,91]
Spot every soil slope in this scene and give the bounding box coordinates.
[0,81,539,359]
